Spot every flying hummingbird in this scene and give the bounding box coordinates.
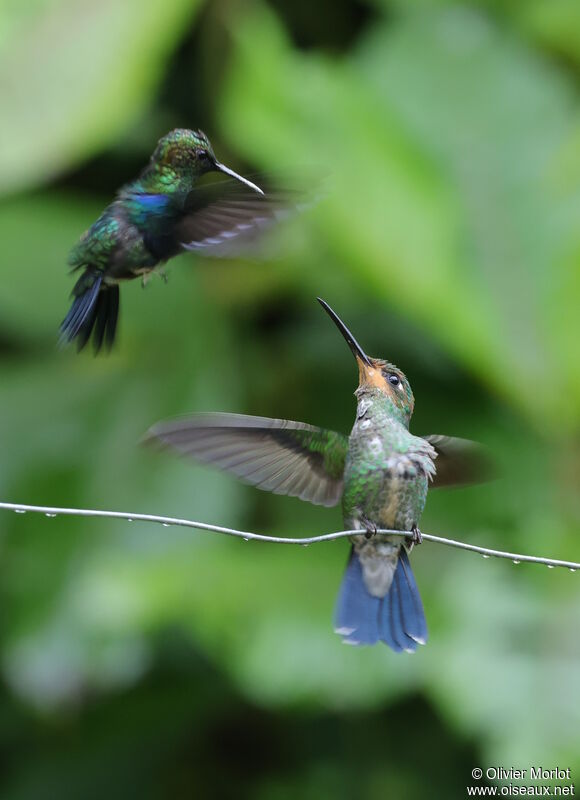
[145,299,488,652]
[60,128,300,352]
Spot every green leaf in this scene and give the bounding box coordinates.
[220,5,580,431]
[0,0,199,195]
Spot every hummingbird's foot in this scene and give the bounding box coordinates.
[411,525,423,546]
[360,514,378,539]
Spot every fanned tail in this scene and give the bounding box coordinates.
[59,270,119,353]
[334,547,427,652]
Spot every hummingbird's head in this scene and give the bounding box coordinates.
[317,298,415,423]
[150,129,263,193]
[357,358,415,418]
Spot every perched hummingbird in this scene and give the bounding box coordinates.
[145,299,488,651]
[60,128,299,352]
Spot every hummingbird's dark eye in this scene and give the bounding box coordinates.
[386,372,400,387]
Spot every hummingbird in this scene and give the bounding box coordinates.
[145,299,488,652]
[60,128,300,352]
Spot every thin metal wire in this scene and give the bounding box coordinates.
[0,501,578,571]
[0,502,580,572]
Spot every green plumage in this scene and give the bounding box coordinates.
[145,300,490,652]
[68,207,158,280]
[60,128,299,352]
[342,392,435,532]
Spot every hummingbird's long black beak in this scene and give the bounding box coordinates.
[317,298,372,366]
[214,161,264,195]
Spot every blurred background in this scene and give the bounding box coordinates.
[1,0,580,797]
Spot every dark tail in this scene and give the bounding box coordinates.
[60,270,119,353]
[334,547,427,652]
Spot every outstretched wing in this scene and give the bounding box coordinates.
[423,435,493,488]
[145,413,348,507]
[175,175,317,257]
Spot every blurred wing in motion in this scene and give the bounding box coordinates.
[145,412,348,507]
[423,435,494,488]
[176,174,321,258]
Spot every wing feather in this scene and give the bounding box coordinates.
[145,412,348,507]
[175,175,318,258]
[424,435,493,488]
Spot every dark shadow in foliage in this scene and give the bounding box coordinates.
[0,630,489,800]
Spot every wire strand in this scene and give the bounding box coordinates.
[1,501,578,571]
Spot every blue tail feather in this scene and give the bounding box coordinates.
[397,548,428,645]
[334,549,380,645]
[334,547,427,652]
[381,573,419,652]
[60,275,101,342]
[60,270,119,353]
[378,580,405,652]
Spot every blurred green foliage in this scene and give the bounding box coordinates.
[0,0,579,797]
